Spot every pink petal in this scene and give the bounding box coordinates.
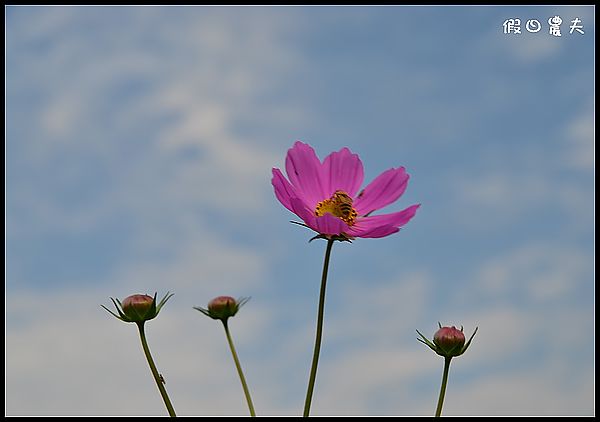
[271,168,297,212]
[285,141,327,208]
[290,197,349,236]
[348,224,400,239]
[313,213,349,236]
[289,197,317,228]
[361,204,420,227]
[322,147,364,197]
[348,204,420,238]
[354,167,409,216]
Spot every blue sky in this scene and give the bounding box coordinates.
[5,5,594,416]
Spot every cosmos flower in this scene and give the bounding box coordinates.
[272,141,420,239]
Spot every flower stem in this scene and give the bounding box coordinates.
[136,322,176,417]
[303,237,335,417]
[222,320,256,417]
[435,357,452,417]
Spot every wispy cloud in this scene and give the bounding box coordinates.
[475,242,592,302]
[563,107,594,172]
[5,240,594,415]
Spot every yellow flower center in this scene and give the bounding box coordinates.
[315,190,358,226]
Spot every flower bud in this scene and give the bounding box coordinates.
[122,294,155,322]
[433,326,465,357]
[416,323,478,359]
[102,292,173,324]
[208,296,238,319]
[195,296,249,322]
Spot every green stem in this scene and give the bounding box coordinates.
[223,320,256,417]
[435,357,452,417]
[303,238,335,417]
[136,322,177,417]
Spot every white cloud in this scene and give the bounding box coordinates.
[6,9,312,309]
[6,9,306,413]
[111,231,268,296]
[563,107,594,171]
[315,346,439,416]
[443,363,593,416]
[6,253,594,416]
[411,303,594,416]
[7,6,310,244]
[450,169,549,230]
[40,95,81,138]
[475,243,591,303]
[326,270,434,343]
[504,33,562,64]
[6,290,255,415]
[449,153,593,235]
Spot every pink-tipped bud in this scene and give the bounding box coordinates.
[417,324,477,358]
[433,326,466,357]
[121,294,155,322]
[103,292,173,324]
[208,296,238,319]
[195,296,249,321]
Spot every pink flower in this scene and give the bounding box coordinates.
[272,141,420,239]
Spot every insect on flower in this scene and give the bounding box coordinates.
[315,190,358,226]
[272,141,420,240]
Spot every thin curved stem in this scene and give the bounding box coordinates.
[222,320,256,417]
[435,357,452,417]
[303,238,335,417]
[136,322,176,417]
